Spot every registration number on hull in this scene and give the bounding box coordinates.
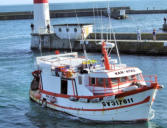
[102,98,134,107]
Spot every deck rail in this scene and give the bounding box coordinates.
[87,75,158,94]
[143,75,157,84]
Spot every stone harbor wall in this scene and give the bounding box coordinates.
[31,33,167,55]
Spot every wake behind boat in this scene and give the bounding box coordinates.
[30,41,163,122]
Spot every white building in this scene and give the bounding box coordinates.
[53,24,93,40]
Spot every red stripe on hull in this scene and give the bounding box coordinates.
[45,96,150,111]
[34,0,48,4]
[40,84,157,99]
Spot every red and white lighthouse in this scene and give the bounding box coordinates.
[33,0,51,33]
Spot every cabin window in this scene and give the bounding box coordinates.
[58,28,62,32]
[120,77,127,83]
[111,78,118,86]
[131,75,137,81]
[74,28,77,32]
[97,78,104,86]
[105,79,111,88]
[128,74,142,81]
[66,28,69,32]
[128,76,133,81]
[61,79,68,95]
[91,78,96,85]
[136,74,142,80]
[78,76,82,85]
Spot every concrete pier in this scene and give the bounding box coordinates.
[0,7,129,20]
[127,9,167,14]
[82,39,167,55]
[163,24,167,31]
[0,11,33,20]
[88,33,167,40]
[2,7,167,21]
[31,32,167,55]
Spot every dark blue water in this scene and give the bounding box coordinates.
[0,1,167,128]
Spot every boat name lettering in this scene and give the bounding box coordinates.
[102,98,134,107]
[115,69,136,75]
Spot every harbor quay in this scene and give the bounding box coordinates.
[0,7,129,20]
[30,0,167,55]
[1,7,167,20]
[31,32,167,55]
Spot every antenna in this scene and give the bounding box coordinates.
[107,2,111,42]
[93,3,97,43]
[95,3,101,41]
[66,24,73,53]
[75,9,82,32]
[107,0,121,64]
[100,10,104,41]
[75,9,89,62]
[39,36,43,56]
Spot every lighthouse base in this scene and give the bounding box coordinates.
[163,24,167,31]
[31,33,167,55]
[31,33,101,52]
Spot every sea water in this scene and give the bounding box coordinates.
[0,1,167,128]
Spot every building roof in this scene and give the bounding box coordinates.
[53,23,93,27]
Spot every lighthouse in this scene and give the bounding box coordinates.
[31,0,93,50]
[33,0,51,33]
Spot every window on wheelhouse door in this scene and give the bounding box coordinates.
[78,76,82,85]
[61,79,68,95]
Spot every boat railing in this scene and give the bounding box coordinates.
[86,75,158,94]
[112,64,127,70]
[86,84,137,94]
[37,52,78,62]
[94,65,105,70]
[143,75,158,84]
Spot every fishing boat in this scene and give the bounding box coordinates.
[30,41,163,122]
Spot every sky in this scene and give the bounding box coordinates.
[0,0,107,5]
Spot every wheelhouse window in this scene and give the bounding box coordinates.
[120,77,127,83]
[105,79,110,87]
[91,78,96,85]
[111,78,118,86]
[127,74,143,81]
[90,78,113,87]
[90,78,105,87]
[78,76,82,85]
[136,74,142,80]
[97,78,104,87]
[128,75,133,81]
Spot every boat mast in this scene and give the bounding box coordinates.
[100,10,104,41]
[107,0,122,64]
[74,8,88,61]
[93,2,97,43]
[102,41,111,70]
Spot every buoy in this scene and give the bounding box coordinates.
[55,50,60,55]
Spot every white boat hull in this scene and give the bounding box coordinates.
[30,87,158,122]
